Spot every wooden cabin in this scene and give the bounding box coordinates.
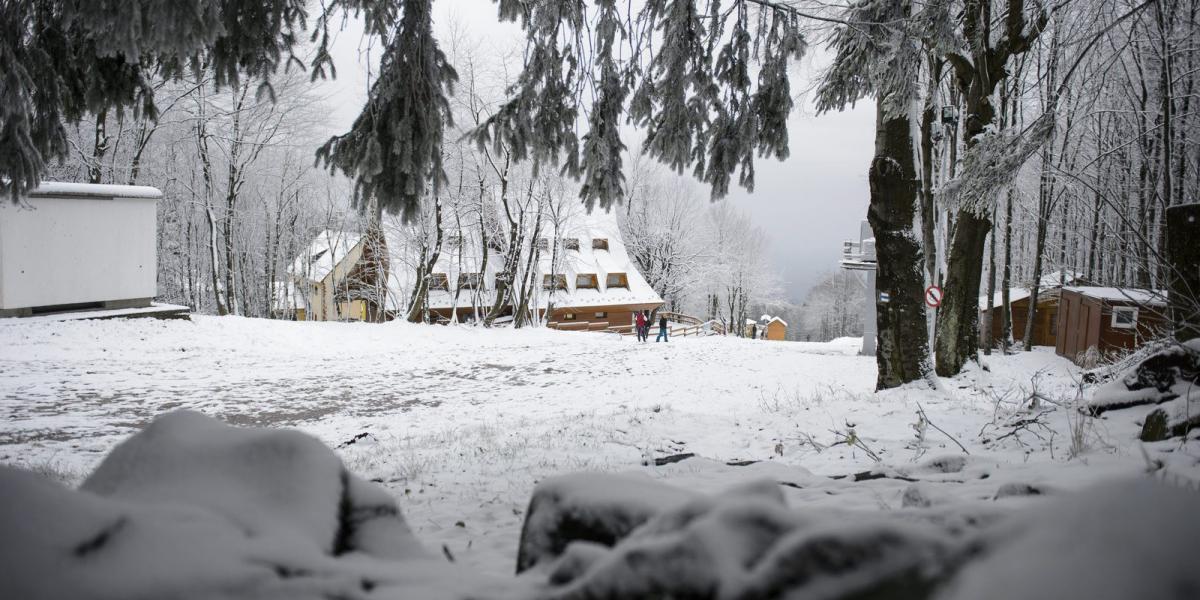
[765,317,787,341]
[979,289,1060,348]
[978,271,1086,348]
[1055,286,1168,363]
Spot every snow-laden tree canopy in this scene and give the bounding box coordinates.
[0,0,807,220]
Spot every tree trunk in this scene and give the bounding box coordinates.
[407,197,444,322]
[1166,203,1200,342]
[1001,189,1014,353]
[869,99,931,389]
[919,57,941,284]
[88,109,109,184]
[984,220,996,355]
[935,211,989,374]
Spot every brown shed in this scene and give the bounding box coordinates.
[979,288,1061,348]
[1055,287,1168,363]
[765,317,787,341]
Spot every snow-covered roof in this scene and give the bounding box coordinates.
[386,209,663,313]
[28,181,162,199]
[291,231,363,283]
[767,316,788,327]
[979,288,1033,311]
[977,271,1084,311]
[1063,286,1167,306]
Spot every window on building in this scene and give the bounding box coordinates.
[592,238,609,251]
[576,273,599,289]
[458,273,483,290]
[1111,306,1138,329]
[447,234,464,248]
[563,312,577,321]
[536,238,549,251]
[428,273,449,291]
[594,311,607,319]
[494,273,510,290]
[564,238,580,250]
[606,273,628,289]
[543,274,567,290]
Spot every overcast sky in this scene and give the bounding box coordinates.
[318,1,874,303]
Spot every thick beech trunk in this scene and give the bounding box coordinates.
[870,100,930,389]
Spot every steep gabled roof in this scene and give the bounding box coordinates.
[385,209,663,313]
[291,231,363,283]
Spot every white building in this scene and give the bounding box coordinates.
[284,209,663,330]
[0,183,164,318]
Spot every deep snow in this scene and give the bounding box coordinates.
[2,315,1198,575]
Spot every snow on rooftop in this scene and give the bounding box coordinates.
[979,288,1032,312]
[290,230,363,283]
[1062,286,1167,305]
[977,271,1084,312]
[386,209,662,313]
[27,181,163,199]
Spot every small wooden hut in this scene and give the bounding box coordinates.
[1055,286,1168,362]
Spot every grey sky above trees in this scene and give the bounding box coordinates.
[318,0,874,302]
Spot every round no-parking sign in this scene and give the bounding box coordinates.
[925,285,943,308]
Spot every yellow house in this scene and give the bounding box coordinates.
[283,230,386,322]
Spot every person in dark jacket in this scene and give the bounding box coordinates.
[656,313,669,342]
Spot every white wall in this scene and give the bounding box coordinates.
[0,190,159,310]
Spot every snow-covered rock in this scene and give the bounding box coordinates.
[941,479,1200,600]
[539,479,962,599]
[527,476,1196,600]
[0,411,526,600]
[1089,340,1199,418]
[516,472,698,573]
[82,410,426,560]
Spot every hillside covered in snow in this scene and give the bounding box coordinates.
[1,317,1198,598]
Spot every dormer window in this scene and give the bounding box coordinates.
[592,238,609,251]
[494,273,510,290]
[447,234,464,248]
[428,273,449,291]
[576,274,599,289]
[606,273,628,289]
[458,273,483,290]
[564,237,580,250]
[536,238,549,251]
[543,274,567,290]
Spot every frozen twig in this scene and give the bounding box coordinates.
[915,402,970,455]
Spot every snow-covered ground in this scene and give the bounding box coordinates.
[2,316,1197,575]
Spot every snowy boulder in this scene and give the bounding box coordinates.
[1089,340,1200,419]
[540,479,962,599]
[82,409,427,560]
[0,411,528,600]
[516,472,698,573]
[940,479,1200,600]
